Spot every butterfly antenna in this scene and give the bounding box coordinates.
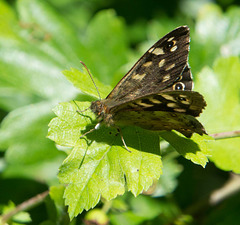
[80,127,96,138]
[80,61,102,100]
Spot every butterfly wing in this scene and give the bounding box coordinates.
[106,26,190,106]
[111,91,206,137]
[163,65,193,91]
[113,110,206,137]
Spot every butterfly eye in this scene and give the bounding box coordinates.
[173,82,185,90]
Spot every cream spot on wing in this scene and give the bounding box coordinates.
[143,61,152,67]
[152,47,164,55]
[139,102,154,107]
[158,59,165,68]
[167,37,175,42]
[167,102,178,108]
[149,97,161,104]
[170,45,178,52]
[132,73,146,81]
[181,100,190,105]
[174,108,186,113]
[162,74,171,82]
[165,63,175,71]
[135,100,153,107]
[161,94,177,102]
[179,94,187,98]
[148,47,154,53]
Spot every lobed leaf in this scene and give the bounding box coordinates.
[49,101,162,219]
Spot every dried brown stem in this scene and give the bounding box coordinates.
[210,130,240,140]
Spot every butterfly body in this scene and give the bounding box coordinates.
[90,26,206,138]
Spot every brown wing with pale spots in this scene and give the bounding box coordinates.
[111,91,206,118]
[106,26,190,108]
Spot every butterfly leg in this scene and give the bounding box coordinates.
[116,127,132,153]
[79,123,100,138]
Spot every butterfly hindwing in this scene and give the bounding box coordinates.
[111,91,206,137]
[106,26,190,106]
[112,91,206,117]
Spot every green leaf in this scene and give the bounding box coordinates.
[48,101,162,219]
[2,201,31,224]
[209,138,240,173]
[0,102,61,164]
[48,59,213,218]
[153,153,183,197]
[81,9,129,85]
[196,56,240,173]
[49,185,65,209]
[49,185,70,223]
[0,0,80,111]
[63,68,112,99]
[109,193,181,225]
[160,132,212,167]
[16,0,84,64]
[110,195,163,225]
[189,4,240,73]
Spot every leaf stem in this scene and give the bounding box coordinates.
[210,130,240,140]
[102,200,113,213]
[1,190,49,224]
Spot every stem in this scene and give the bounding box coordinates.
[183,174,240,219]
[1,190,49,224]
[210,130,240,140]
[102,200,113,213]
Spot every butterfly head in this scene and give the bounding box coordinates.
[90,100,114,126]
[90,100,104,117]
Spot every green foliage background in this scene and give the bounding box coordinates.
[0,0,240,224]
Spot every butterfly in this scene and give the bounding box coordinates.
[86,26,206,148]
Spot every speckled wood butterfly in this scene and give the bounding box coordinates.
[86,26,206,146]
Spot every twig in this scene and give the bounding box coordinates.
[210,130,240,140]
[1,190,49,224]
[183,174,240,220]
[210,173,240,205]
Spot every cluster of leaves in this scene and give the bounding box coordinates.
[0,0,240,224]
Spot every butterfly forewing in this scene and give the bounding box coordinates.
[106,26,190,107]
[164,65,193,91]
